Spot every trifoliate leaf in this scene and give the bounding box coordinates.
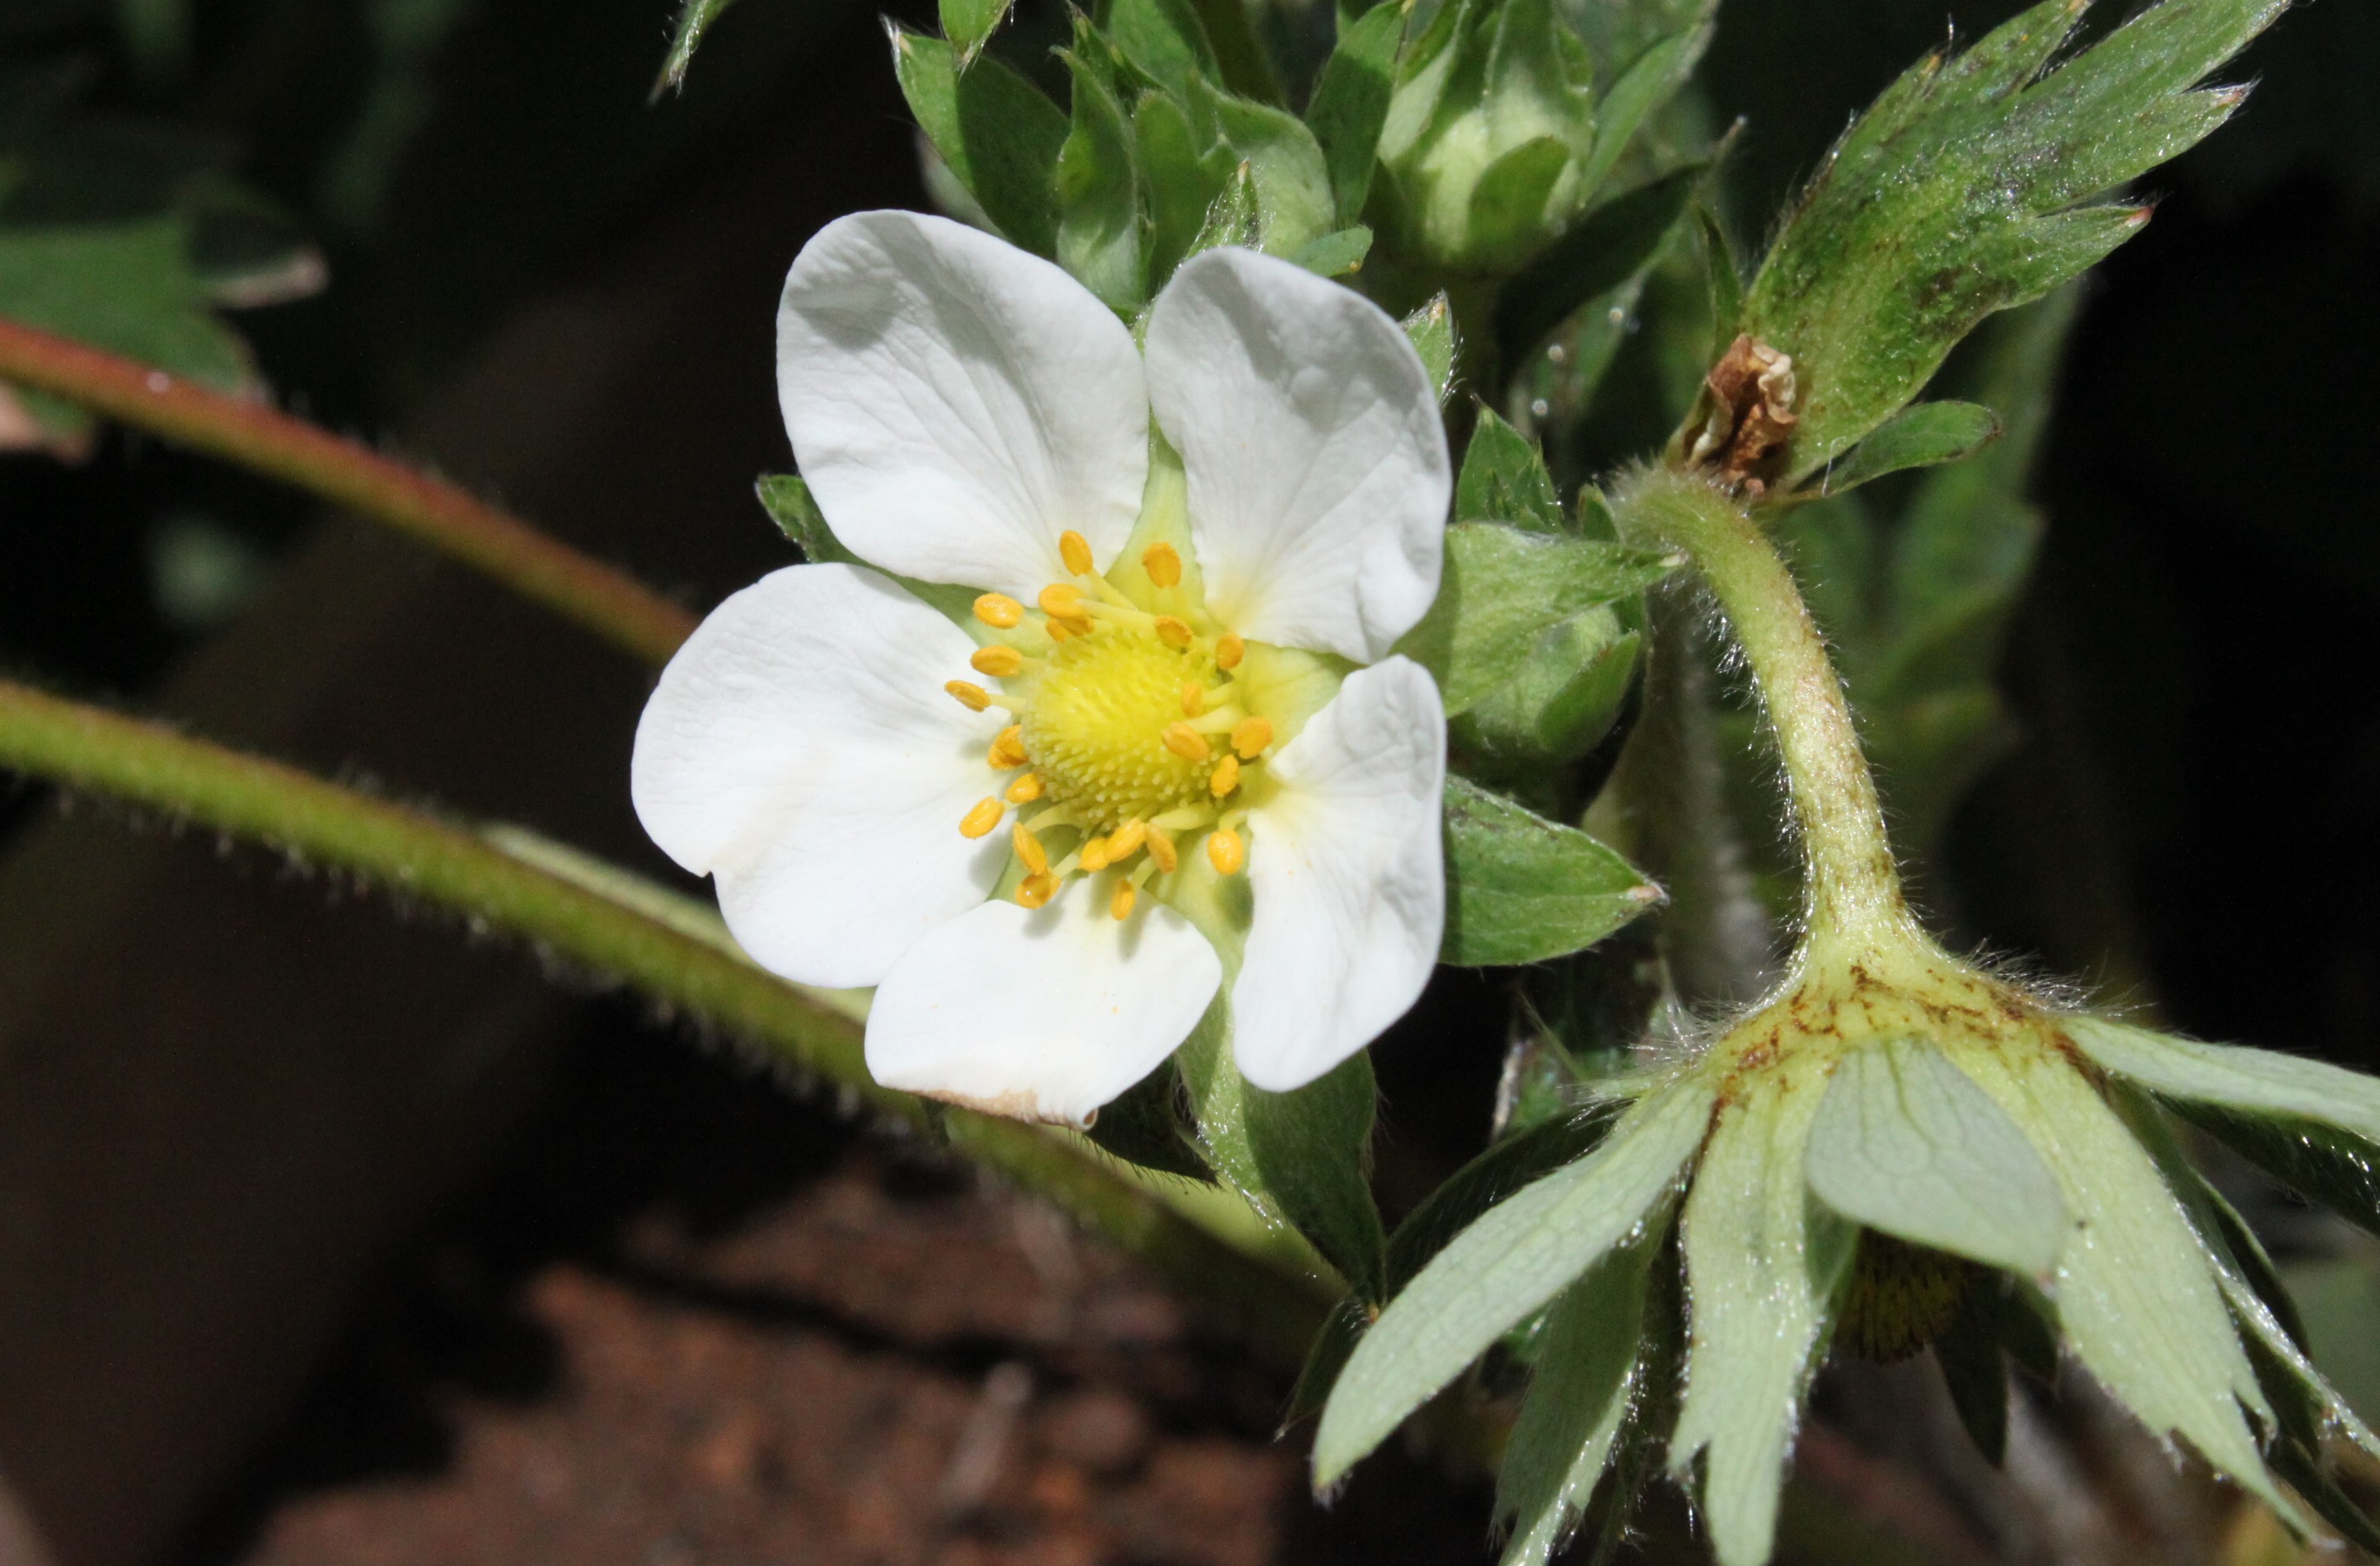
[1744,0,2285,482]
[1304,2,1402,227]
[1394,522,1676,715]
[1403,293,1456,405]
[1056,38,1145,313]
[655,0,741,95]
[1495,1229,1661,1566]
[1188,79,1335,258]
[1671,1071,1854,1566]
[1949,1039,2298,1523]
[1313,1073,1713,1488]
[1808,401,2003,498]
[1456,408,1563,533]
[1442,778,1661,967]
[939,0,1014,64]
[892,29,1069,257]
[1495,162,1701,368]
[1804,1036,2068,1275]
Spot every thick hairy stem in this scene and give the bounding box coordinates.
[0,317,697,666]
[0,678,1328,1362]
[1614,469,1921,964]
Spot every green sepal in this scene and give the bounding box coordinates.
[939,0,1015,63]
[1743,0,2284,482]
[1291,224,1373,279]
[1314,1074,1713,1488]
[1183,160,1263,258]
[1694,201,1744,361]
[1464,135,1573,273]
[1387,1102,1624,1292]
[1806,401,2002,499]
[1136,88,1236,286]
[1575,22,1712,199]
[1188,77,1337,258]
[654,0,739,94]
[1394,522,1675,716]
[1285,1294,1371,1427]
[1056,34,1147,313]
[892,29,1070,256]
[2181,1106,2380,1244]
[1441,778,1661,967]
[1494,1225,1661,1566]
[1084,1058,1214,1182]
[1933,1282,2012,1465]
[1403,293,1457,406]
[753,474,985,629]
[1495,163,1699,368]
[1456,408,1563,533]
[1304,2,1403,227]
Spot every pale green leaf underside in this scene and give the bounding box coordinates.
[1314,1074,1714,1488]
[1671,1074,1853,1566]
[1805,1036,2068,1275]
[1495,1231,1659,1566]
[2069,1017,2380,1147]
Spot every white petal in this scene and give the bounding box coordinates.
[777,209,1150,598]
[1232,657,1446,1090]
[630,563,1007,988]
[864,874,1224,1127]
[1144,246,1450,663]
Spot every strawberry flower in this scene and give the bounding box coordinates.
[632,211,1452,1128]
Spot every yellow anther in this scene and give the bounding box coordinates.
[988,724,1028,768]
[1207,827,1245,876]
[1141,542,1183,588]
[1210,753,1240,798]
[1039,583,1086,619]
[1106,819,1148,860]
[1110,879,1138,921]
[972,645,1025,678]
[1146,830,1178,874]
[960,798,1004,838]
[1060,530,1095,576]
[1154,615,1193,649]
[1017,870,1060,910]
[1216,633,1245,670]
[974,593,1024,630]
[1180,681,1205,717]
[1232,716,1275,758]
[1163,722,1211,762]
[1012,820,1048,874]
[1081,835,1117,873]
[1044,617,1071,644]
[1005,772,1044,804]
[946,680,991,712]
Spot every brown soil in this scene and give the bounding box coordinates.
[178,1001,1502,1566]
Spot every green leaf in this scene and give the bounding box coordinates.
[1464,135,1572,271]
[0,217,255,445]
[1495,163,1700,368]
[1394,522,1675,715]
[1575,22,1712,199]
[1290,224,1372,278]
[1313,1072,1712,1487]
[1450,616,1642,778]
[1744,0,2284,481]
[1178,1015,1388,1301]
[754,474,984,626]
[1105,0,1220,96]
[1495,1228,1661,1566]
[1136,89,1235,286]
[1457,407,1562,533]
[1304,2,1403,227]
[1403,293,1457,406]
[1670,1071,1854,1566]
[1695,202,1744,358]
[939,0,1014,63]
[2176,1107,2380,1244]
[892,30,1071,256]
[1084,1058,1213,1182]
[654,0,741,95]
[1183,0,1286,105]
[1808,401,2002,498]
[1056,40,1146,312]
[1189,79,1336,257]
[1286,1295,1371,1426]
[1947,1039,2295,1523]
[1933,1286,2011,1465]
[1385,1103,1624,1292]
[1803,1036,2068,1275]
[1441,777,1661,967]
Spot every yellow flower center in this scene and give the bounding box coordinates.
[944,532,1275,918]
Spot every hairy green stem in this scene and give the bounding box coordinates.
[1614,469,1920,963]
[0,317,697,666]
[0,678,1329,1362]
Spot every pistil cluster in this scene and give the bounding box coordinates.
[939,529,1276,921]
